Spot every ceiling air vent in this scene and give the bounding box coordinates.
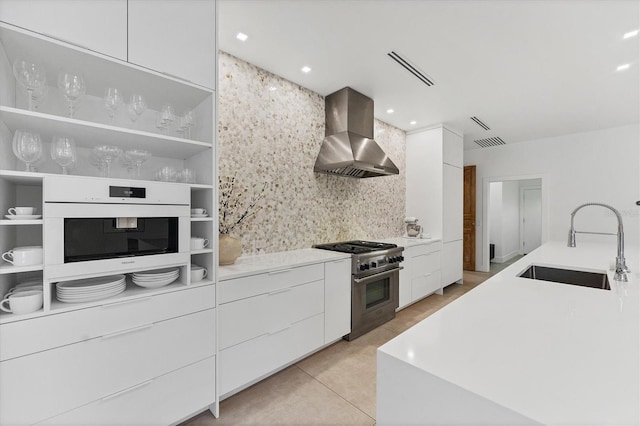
[470,116,491,131]
[474,137,506,148]
[387,51,435,87]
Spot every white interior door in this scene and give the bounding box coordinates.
[521,188,542,254]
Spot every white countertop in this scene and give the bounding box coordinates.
[379,236,442,248]
[378,241,639,425]
[218,248,351,281]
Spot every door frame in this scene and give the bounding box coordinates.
[519,186,542,255]
[481,174,549,272]
[463,165,476,271]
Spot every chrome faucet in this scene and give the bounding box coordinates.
[568,202,629,282]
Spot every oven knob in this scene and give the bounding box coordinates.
[399,256,405,262]
[360,264,367,271]
[371,261,377,268]
[390,257,397,263]
[364,263,370,269]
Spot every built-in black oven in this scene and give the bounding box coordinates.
[63,217,179,263]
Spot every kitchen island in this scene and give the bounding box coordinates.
[377,241,639,425]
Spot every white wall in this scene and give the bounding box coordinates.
[465,124,640,272]
[489,182,503,259]
[501,180,520,260]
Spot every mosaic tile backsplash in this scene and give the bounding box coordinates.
[218,51,406,255]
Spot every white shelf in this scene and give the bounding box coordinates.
[0,307,46,324]
[0,220,43,225]
[190,249,213,255]
[189,279,214,287]
[0,170,45,184]
[0,263,43,275]
[190,217,213,222]
[189,184,214,191]
[0,23,213,112]
[1,106,212,159]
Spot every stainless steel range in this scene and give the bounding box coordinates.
[314,240,404,341]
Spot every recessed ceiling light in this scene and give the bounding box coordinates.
[623,29,639,39]
[301,66,312,73]
[236,32,248,42]
[269,86,277,91]
[617,63,631,71]
[386,109,394,114]
[410,121,417,125]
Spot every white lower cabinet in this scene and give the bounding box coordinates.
[38,356,215,426]
[0,286,216,425]
[442,240,463,285]
[220,313,324,395]
[324,258,351,343]
[399,242,443,309]
[218,257,351,397]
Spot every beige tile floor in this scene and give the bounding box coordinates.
[182,270,491,426]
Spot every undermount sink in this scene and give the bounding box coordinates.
[518,265,610,291]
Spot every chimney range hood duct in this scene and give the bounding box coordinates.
[314,87,399,178]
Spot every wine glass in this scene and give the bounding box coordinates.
[50,136,77,175]
[127,94,147,123]
[57,71,86,118]
[103,87,123,121]
[30,84,49,110]
[93,145,121,177]
[156,103,175,131]
[12,59,47,111]
[124,149,151,178]
[12,130,43,171]
[178,109,196,139]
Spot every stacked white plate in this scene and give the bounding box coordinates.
[131,268,179,289]
[56,275,126,303]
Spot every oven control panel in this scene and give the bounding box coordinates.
[357,253,404,272]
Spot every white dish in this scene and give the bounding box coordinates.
[133,268,179,277]
[132,276,178,288]
[57,286,125,303]
[57,275,125,290]
[4,215,42,220]
[191,214,208,218]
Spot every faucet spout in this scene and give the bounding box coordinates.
[568,202,629,282]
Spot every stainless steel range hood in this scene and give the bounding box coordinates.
[314,87,399,178]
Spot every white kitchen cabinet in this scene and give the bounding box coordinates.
[443,164,463,242]
[406,125,463,287]
[128,0,217,89]
[324,258,351,343]
[0,7,218,422]
[442,240,463,285]
[398,241,443,309]
[0,0,127,60]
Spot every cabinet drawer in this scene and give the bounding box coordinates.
[0,284,215,361]
[219,263,324,304]
[38,356,215,426]
[410,242,442,257]
[412,270,442,301]
[0,309,215,425]
[411,251,441,278]
[220,313,324,396]
[219,279,323,350]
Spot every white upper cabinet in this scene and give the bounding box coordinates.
[443,128,463,168]
[0,0,127,60]
[128,0,216,89]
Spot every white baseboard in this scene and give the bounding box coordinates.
[492,250,520,264]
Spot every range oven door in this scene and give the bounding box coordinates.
[348,267,400,341]
[44,203,190,279]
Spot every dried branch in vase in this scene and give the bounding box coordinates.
[219,173,267,234]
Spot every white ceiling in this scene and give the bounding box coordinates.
[218,0,639,150]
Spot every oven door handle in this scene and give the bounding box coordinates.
[353,267,402,284]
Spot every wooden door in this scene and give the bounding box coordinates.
[463,166,476,270]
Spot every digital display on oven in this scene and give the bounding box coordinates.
[109,186,146,198]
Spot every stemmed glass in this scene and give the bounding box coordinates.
[127,94,147,123]
[124,149,151,178]
[156,103,175,131]
[103,88,123,121]
[57,71,86,118]
[178,110,196,139]
[93,145,122,177]
[50,136,77,175]
[12,59,47,111]
[12,130,43,171]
